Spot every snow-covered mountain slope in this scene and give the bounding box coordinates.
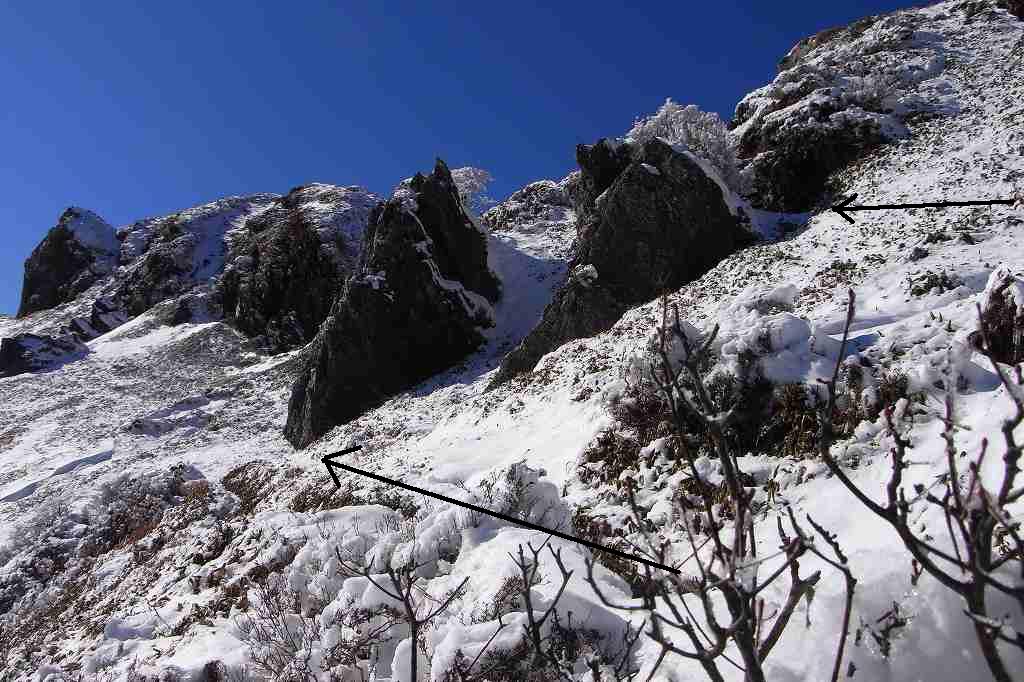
[2,2,1023,681]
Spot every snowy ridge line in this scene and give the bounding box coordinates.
[321,448,681,574]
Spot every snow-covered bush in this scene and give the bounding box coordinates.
[81,464,204,556]
[626,99,740,191]
[976,265,1024,365]
[234,573,321,682]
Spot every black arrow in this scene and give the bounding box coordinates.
[832,194,1015,224]
[321,447,680,574]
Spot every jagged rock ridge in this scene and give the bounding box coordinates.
[284,159,501,448]
[491,137,748,385]
[3,186,379,376]
[218,184,379,351]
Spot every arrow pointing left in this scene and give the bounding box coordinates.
[322,445,363,488]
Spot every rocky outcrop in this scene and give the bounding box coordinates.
[481,179,573,235]
[576,138,748,302]
[731,9,958,211]
[17,208,118,318]
[284,160,501,448]
[0,333,88,378]
[219,184,378,351]
[565,141,632,229]
[114,195,276,318]
[491,138,747,386]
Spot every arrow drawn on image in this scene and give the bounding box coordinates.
[322,446,680,574]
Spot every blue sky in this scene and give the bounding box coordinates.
[0,1,909,315]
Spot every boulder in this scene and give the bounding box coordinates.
[490,138,746,386]
[219,184,378,351]
[0,333,88,378]
[284,159,501,448]
[17,208,118,318]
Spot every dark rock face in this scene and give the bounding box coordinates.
[491,139,746,386]
[17,208,117,318]
[284,160,501,448]
[0,333,88,378]
[739,120,887,213]
[219,185,377,351]
[999,0,1024,19]
[577,138,747,302]
[565,140,632,229]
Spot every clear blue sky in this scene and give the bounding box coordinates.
[0,1,911,315]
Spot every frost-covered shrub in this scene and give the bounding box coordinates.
[626,99,740,191]
[905,269,963,297]
[975,265,1024,365]
[461,461,560,528]
[224,461,276,514]
[235,573,320,681]
[81,464,204,556]
[577,428,644,488]
[450,166,495,216]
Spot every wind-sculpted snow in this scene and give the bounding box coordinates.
[2,1,1024,680]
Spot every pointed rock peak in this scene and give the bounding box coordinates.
[283,157,503,448]
[375,157,501,303]
[57,207,118,255]
[17,208,119,318]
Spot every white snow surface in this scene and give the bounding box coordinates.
[2,2,1024,680]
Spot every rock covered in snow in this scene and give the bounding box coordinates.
[218,184,379,351]
[0,332,88,378]
[492,137,746,385]
[114,194,276,318]
[17,208,118,318]
[284,159,501,448]
[731,4,971,211]
[481,178,573,234]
